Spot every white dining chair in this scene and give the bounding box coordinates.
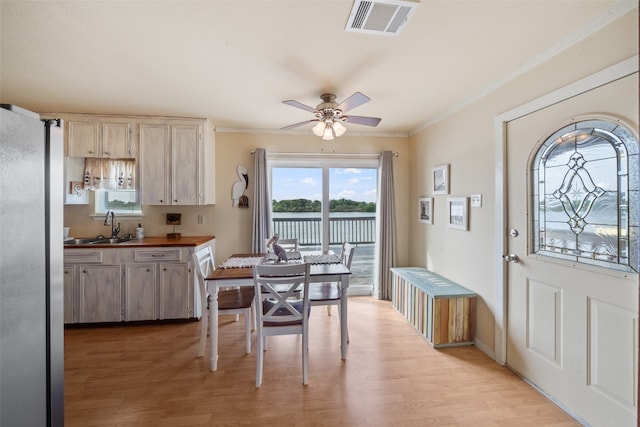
[309,242,355,333]
[252,262,311,387]
[193,246,255,357]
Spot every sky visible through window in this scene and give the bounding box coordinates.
[272,167,377,203]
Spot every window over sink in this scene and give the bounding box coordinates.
[94,189,141,215]
[83,158,142,216]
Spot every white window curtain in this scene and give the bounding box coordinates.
[375,151,397,300]
[251,148,272,252]
[84,158,135,191]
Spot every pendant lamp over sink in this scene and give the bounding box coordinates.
[281,92,381,140]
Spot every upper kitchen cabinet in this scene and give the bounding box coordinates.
[66,117,135,158]
[140,118,215,205]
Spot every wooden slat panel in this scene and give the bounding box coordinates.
[391,268,477,348]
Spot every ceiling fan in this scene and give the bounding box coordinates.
[281,92,382,140]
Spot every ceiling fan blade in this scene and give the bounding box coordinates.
[282,99,317,113]
[336,92,370,113]
[345,115,381,127]
[281,119,317,130]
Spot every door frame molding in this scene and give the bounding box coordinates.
[492,55,638,365]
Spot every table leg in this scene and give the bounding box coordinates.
[209,283,219,372]
[340,274,349,360]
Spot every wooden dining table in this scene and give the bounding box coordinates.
[205,253,352,372]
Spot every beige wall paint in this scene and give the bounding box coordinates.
[64,132,410,267]
[408,9,638,356]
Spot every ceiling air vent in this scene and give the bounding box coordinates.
[345,0,419,36]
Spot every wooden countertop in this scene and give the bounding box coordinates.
[64,235,215,248]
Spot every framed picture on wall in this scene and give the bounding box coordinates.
[447,197,468,230]
[419,197,433,224]
[432,164,449,195]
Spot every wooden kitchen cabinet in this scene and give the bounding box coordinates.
[67,118,134,158]
[64,249,123,324]
[64,237,213,324]
[159,262,191,319]
[124,247,194,321]
[78,264,123,323]
[124,263,157,321]
[139,118,215,205]
[63,266,75,324]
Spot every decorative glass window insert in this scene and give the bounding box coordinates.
[532,118,639,273]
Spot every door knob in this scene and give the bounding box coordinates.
[503,254,520,263]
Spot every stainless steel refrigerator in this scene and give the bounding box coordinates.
[0,105,64,426]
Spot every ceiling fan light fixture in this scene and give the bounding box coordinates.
[312,121,326,137]
[282,92,380,138]
[322,126,335,140]
[332,121,347,137]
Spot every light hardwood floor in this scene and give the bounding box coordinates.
[64,296,580,426]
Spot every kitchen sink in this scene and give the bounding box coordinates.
[65,237,133,245]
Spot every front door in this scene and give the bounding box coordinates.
[505,74,638,426]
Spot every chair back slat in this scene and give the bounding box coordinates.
[341,242,355,269]
[193,246,215,301]
[253,263,310,325]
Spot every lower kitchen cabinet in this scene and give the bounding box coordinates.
[126,248,193,321]
[124,258,192,321]
[64,238,213,324]
[63,266,75,323]
[125,264,157,321]
[64,249,122,324]
[159,262,191,319]
[79,264,122,323]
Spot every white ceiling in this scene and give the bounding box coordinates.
[1,1,635,137]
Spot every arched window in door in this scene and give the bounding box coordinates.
[531,117,639,273]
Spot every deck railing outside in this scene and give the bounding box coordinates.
[272,215,376,288]
[272,215,376,246]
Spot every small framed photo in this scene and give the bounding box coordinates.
[432,164,449,195]
[447,197,468,230]
[419,197,433,224]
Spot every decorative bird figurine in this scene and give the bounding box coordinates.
[267,233,288,262]
[231,164,248,207]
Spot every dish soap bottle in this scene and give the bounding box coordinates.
[136,224,144,239]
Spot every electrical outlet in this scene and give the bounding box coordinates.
[197,215,204,224]
[471,194,482,207]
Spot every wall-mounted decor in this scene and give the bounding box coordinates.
[231,164,249,207]
[419,197,433,224]
[69,181,84,196]
[447,197,468,230]
[432,164,449,195]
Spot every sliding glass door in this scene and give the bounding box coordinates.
[269,156,377,294]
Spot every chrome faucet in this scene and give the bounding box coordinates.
[103,210,120,238]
